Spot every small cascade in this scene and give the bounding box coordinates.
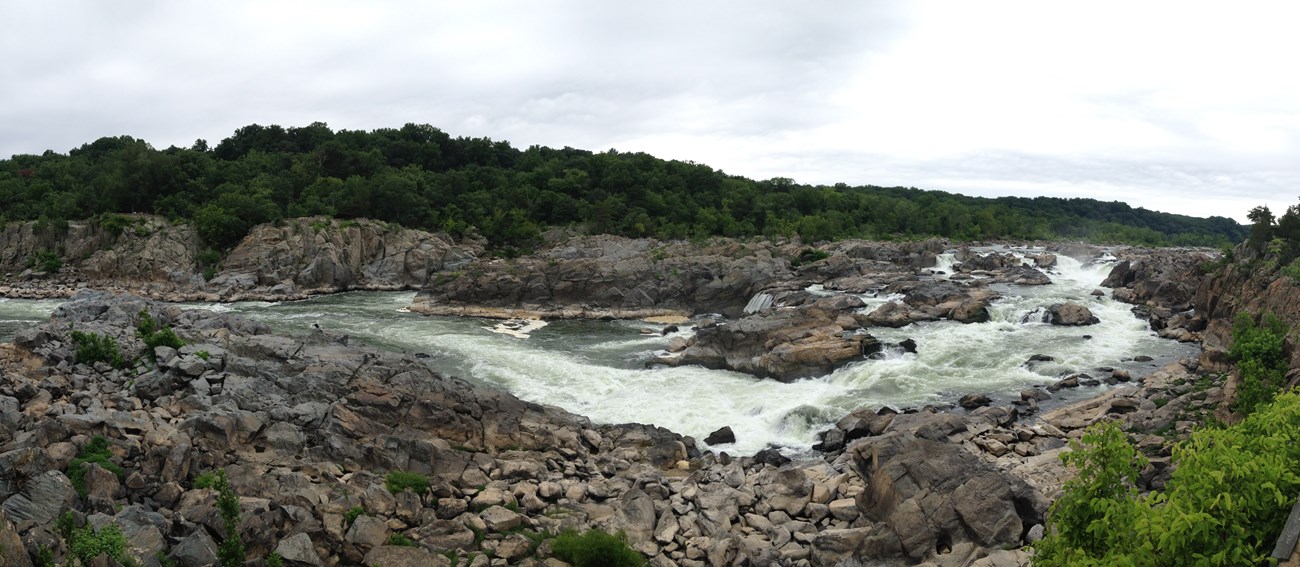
[744,292,774,314]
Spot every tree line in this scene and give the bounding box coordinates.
[0,122,1246,254]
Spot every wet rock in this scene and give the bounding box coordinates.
[959,394,992,409]
[704,427,736,445]
[661,299,882,381]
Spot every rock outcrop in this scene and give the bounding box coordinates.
[209,217,481,299]
[0,216,480,303]
[656,295,882,381]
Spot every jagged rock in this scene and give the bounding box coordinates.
[0,510,29,567]
[1,470,75,529]
[480,505,524,533]
[847,412,1048,563]
[959,394,992,409]
[168,529,219,567]
[275,533,324,567]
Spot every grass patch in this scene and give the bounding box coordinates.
[551,528,644,567]
[384,470,430,496]
[67,436,124,497]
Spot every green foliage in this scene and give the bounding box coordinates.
[137,309,185,354]
[195,469,245,567]
[387,533,415,546]
[196,350,211,361]
[0,123,1246,253]
[94,213,132,236]
[28,249,63,272]
[384,470,430,495]
[344,505,365,528]
[70,330,125,368]
[1033,422,1148,565]
[68,522,129,565]
[551,528,644,567]
[67,435,124,497]
[1228,312,1289,415]
[36,544,53,567]
[266,552,283,567]
[1034,393,1300,566]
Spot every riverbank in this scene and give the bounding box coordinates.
[0,259,1225,567]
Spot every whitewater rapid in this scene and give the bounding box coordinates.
[0,250,1196,455]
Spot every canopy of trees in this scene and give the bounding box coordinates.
[0,122,1247,253]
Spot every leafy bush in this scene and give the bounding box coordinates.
[67,436,125,497]
[70,330,125,368]
[1033,392,1300,565]
[137,310,185,353]
[69,522,129,565]
[384,470,430,495]
[195,469,245,567]
[29,250,63,272]
[551,528,644,567]
[1228,312,1289,415]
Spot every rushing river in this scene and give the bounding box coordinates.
[0,249,1197,455]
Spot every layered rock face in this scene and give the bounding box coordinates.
[0,291,1069,566]
[1193,252,1300,374]
[0,216,479,302]
[0,217,202,297]
[209,217,481,299]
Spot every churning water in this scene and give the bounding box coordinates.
[0,249,1197,455]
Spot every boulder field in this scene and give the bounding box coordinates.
[0,290,1072,566]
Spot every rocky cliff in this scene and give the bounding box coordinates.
[0,216,480,302]
[0,291,1081,566]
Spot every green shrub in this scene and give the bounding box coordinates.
[68,522,129,565]
[95,213,132,236]
[387,533,415,546]
[1228,312,1289,415]
[195,469,245,567]
[137,310,185,354]
[344,506,365,528]
[266,552,283,567]
[70,330,126,368]
[551,528,644,567]
[67,436,125,497]
[1033,393,1300,565]
[28,249,63,273]
[384,470,430,496]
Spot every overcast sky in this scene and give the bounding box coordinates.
[3,1,1298,222]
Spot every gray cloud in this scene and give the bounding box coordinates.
[1,2,1296,222]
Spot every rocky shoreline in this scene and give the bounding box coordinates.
[0,280,1231,567]
[2,216,1258,566]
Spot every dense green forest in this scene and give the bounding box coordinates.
[0,122,1246,254]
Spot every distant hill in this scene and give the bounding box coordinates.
[0,122,1246,253]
